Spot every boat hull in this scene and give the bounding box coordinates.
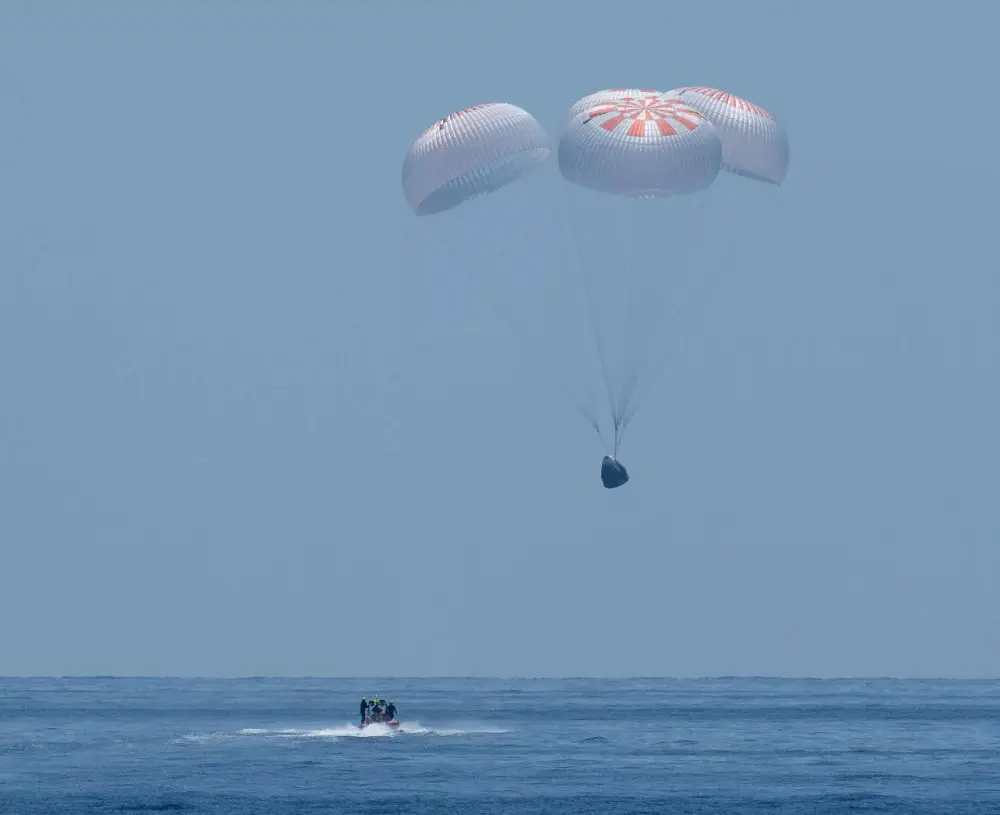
[360,718,399,729]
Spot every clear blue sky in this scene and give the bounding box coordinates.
[2,1,999,677]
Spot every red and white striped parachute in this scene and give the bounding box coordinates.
[565,88,662,122]
[661,86,789,185]
[558,90,722,197]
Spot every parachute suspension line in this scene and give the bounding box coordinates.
[603,196,644,456]
[562,184,617,446]
[617,196,712,432]
[591,416,610,452]
[620,199,642,434]
[430,205,603,437]
[615,196,700,444]
[617,195,673,443]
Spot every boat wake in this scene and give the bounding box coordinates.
[228,721,508,740]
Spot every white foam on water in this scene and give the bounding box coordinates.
[212,721,512,741]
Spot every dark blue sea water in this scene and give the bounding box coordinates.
[2,678,999,813]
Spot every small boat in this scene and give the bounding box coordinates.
[360,717,399,729]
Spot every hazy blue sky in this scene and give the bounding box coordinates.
[2,1,999,677]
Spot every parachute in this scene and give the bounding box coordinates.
[558,93,721,197]
[661,87,789,185]
[401,89,788,487]
[401,103,551,217]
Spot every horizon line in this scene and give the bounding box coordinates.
[3,674,998,681]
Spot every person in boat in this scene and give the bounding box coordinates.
[385,699,397,721]
[360,696,369,725]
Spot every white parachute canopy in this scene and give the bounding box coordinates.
[661,86,789,185]
[401,102,552,216]
[555,90,723,453]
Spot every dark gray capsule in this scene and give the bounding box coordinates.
[601,455,629,489]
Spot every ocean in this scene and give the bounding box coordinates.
[2,677,998,813]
